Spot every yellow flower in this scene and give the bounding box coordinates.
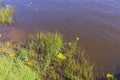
[27,60,33,66]
[10,52,16,58]
[106,73,113,78]
[57,53,66,60]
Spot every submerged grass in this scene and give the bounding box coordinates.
[0,5,14,25]
[1,32,116,80]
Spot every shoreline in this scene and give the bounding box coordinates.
[0,26,29,43]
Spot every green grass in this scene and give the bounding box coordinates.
[0,56,39,80]
[1,32,117,80]
[18,32,94,80]
[24,32,63,55]
[0,5,14,25]
[0,42,39,80]
[1,32,119,80]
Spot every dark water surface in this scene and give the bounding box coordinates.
[3,0,120,74]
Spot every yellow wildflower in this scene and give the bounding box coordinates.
[106,73,113,78]
[10,52,16,58]
[27,60,33,66]
[57,53,66,60]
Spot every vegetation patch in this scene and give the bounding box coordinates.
[0,5,14,25]
[17,32,95,80]
[0,32,118,80]
[0,56,39,80]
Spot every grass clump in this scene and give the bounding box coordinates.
[0,32,120,80]
[0,32,95,80]
[18,32,94,80]
[24,32,63,55]
[0,56,39,80]
[0,42,39,80]
[0,5,14,25]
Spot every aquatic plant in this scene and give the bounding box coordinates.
[0,5,14,25]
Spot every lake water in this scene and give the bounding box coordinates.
[2,0,120,74]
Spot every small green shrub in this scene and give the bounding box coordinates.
[0,5,14,25]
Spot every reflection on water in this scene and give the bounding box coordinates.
[3,0,120,74]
